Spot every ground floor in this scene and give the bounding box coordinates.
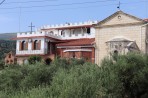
[16,54,55,65]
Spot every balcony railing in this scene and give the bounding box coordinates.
[16,49,48,55]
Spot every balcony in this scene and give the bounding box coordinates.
[16,49,48,55]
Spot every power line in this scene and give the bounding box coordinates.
[0,0,147,14]
[0,0,116,10]
[0,3,122,14]
[0,0,6,5]
[3,0,58,5]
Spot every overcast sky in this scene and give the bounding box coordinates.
[0,0,147,33]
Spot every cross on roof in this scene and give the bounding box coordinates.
[28,22,35,33]
[117,1,121,11]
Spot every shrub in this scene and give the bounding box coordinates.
[0,60,4,69]
[101,53,148,98]
[49,63,102,98]
[0,66,23,93]
[28,55,42,64]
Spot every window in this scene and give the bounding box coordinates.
[61,30,65,37]
[22,41,26,50]
[49,31,54,34]
[87,28,90,34]
[34,40,38,50]
[73,30,75,35]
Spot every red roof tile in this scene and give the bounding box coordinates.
[56,38,95,46]
[144,18,148,22]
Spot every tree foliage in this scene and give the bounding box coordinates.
[0,54,148,98]
[28,55,42,64]
[101,53,148,98]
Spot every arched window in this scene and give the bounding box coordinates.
[50,31,54,34]
[61,30,65,37]
[34,40,38,50]
[22,41,26,50]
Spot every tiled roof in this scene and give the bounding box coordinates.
[56,38,95,46]
[144,18,148,22]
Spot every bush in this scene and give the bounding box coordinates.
[0,66,23,93]
[20,63,55,90]
[28,55,42,64]
[0,54,148,98]
[0,60,4,69]
[49,63,101,98]
[101,53,148,98]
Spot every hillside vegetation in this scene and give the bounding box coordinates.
[0,53,148,98]
[0,40,16,60]
[0,33,16,40]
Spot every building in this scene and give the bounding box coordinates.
[13,10,148,65]
[15,21,97,64]
[5,51,17,65]
[94,11,148,65]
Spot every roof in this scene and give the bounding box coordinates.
[56,38,95,46]
[106,36,133,43]
[144,18,148,22]
[95,10,146,26]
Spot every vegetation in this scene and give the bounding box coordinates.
[0,53,148,98]
[0,40,16,60]
[0,33,17,40]
[28,55,42,64]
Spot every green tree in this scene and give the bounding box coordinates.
[101,53,148,98]
[49,63,102,98]
[28,55,42,64]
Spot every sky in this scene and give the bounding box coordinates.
[0,0,148,33]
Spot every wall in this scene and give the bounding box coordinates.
[16,38,46,55]
[95,24,147,65]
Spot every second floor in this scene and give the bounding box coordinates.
[17,21,97,40]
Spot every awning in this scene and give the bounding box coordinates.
[63,49,92,52]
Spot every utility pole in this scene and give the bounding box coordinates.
[28,22,35,33]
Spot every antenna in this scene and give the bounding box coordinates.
[117,1,121,11]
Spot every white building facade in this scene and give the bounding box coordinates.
[15,21,97,64]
